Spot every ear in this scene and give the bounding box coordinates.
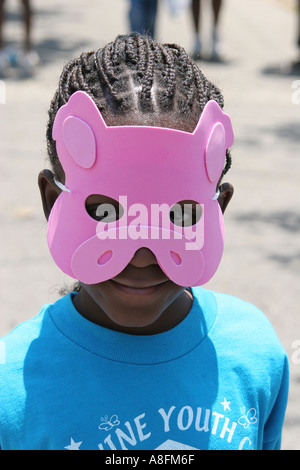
[52,91,105,171]
[196,100,234,149]
[193,100,234,185]
[38,169,61,220]
[62,116,96,169]
[205,122,226,183]
[218,182,234,214]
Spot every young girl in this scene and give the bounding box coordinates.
[0,33,288,451]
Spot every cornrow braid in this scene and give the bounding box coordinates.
[46,33,232,179]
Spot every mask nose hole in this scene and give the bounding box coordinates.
[170,251,182,266]
[98,250,113,266]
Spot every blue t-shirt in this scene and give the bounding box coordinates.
[0,287,289,450]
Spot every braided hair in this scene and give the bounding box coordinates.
[46,33,231,178]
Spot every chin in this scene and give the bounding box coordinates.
[105,305,163,331]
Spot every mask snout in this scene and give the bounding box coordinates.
[71,224,206,287]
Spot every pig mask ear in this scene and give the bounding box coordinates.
[52,91,108,171]
[205,122,226,183]
[194,100,234,184]
[62,116,96,169]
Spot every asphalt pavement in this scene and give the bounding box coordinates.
[0,0,299,450]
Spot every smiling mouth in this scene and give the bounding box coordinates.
[109,279,168,296]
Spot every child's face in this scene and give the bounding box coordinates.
[39,170,233,334]
[40,91,234,334]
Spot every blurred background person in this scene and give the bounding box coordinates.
[297,0,300,63]
[191,0,223,60]
[0,0,38,77]
[129,0,158,38]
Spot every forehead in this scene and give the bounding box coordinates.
[82,124,206,203]
[99,124,199,165]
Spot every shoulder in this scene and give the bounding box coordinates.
[208,291,289,441]
[0,296,71,446]
[193,287,274,327]
[0,294,71,370]
[193,288,287,365]
[0,304,49,421]
[209,290,279,333]
[0,307,48,366]
[0,295,74,422]
[204,289,288,380]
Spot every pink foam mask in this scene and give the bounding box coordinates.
[48,91,234,286]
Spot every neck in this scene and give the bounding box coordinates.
[72,287,193,335]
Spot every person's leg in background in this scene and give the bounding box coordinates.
[0,0,9,76]
[129,0,158,38]
[191,0,202,59]
[19,0,39,76]
[211,0,222,60]
[145,0,158,39]
[21,0,32,52]
[0,0,5,51]
[297,0,300,61]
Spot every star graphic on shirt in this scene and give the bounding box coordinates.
[221,398,231,411]
[64,437,83,450]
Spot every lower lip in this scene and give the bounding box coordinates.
[109,280,167,297]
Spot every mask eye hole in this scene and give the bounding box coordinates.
[85,195,124,222]
[169,200,202,227]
